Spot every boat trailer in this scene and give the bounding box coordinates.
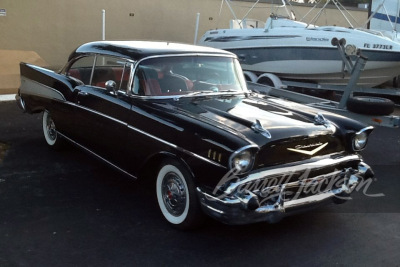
[247,38,400,128]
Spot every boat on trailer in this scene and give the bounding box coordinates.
[198,0,400,87]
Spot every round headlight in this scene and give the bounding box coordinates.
[230,149,254,173]
[353,131,368,151]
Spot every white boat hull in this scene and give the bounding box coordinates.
[199,24,400,87]
[243,59,400,86]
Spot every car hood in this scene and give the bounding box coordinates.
[170,95,336,145]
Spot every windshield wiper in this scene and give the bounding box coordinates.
[218,89,240,93]
[173,89,244,101]
[173,90,216,100]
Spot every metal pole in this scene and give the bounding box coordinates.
[395,0,400,32]
[194,13,200,44]
[338,55,367,109]
[102,9,106,41]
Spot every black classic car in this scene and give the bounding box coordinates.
[16,41,374,229]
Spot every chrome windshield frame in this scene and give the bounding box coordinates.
[128,53,250,98]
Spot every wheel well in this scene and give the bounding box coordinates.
[256,73,282,88]
[138,152,194,181]
[243,71,258,83]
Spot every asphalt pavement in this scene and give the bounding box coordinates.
[0,100,399,266]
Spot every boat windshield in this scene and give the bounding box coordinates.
[131,56,247,97]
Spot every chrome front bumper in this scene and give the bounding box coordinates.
[197,155,373,225]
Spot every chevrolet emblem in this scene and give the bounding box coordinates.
[287,142,328,156]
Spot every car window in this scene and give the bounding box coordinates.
[92,56,131,90]
[132,56,246,96]
[66,56,95,85]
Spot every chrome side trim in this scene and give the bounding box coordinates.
[57,132,137,179]
[69,102,128,127]
[127,124,226,168]
[68,101,183,132]
[65,101,225,168]
[20,77,66,101]
[130,105,184,132]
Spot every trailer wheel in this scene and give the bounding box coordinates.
[346,96,394,116]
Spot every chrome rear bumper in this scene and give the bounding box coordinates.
[197,156,373,225]
[15,93,26,112]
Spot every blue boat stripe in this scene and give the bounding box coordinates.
[204,35,301,42]
[373,12,400,23]
[227,46,400,64]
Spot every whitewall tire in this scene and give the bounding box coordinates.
[156,159,204,229]
[42,110,63,149]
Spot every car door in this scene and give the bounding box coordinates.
[67,55,134,167]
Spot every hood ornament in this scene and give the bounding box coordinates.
[314,113,330,128]
[251,119,271,139]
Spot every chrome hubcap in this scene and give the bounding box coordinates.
[162,172,187,216]
[46,115,57,141]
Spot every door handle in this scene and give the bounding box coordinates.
[78,91,89,96]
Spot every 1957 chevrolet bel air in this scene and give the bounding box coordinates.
[16,41,374,229]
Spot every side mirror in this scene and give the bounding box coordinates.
[105,80,117,94]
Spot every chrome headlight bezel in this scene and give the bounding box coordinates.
[352,126,373,151]
[229,145,258,173]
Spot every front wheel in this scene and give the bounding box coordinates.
[156,159,205,230]
[42,110,64,149]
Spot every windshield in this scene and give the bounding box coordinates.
[132,56,247,97]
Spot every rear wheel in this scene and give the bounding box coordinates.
[156,159,205,230]
[42,110,64,149]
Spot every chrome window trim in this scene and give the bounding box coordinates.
[89,54,97,86]
[118,61,127,91]
[67,54,136,92]
[126,61,135,94]
[63,54,97,85]
[126,91,246,100]
[128,53,247,96]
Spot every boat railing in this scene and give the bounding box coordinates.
[229,19,265,29]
